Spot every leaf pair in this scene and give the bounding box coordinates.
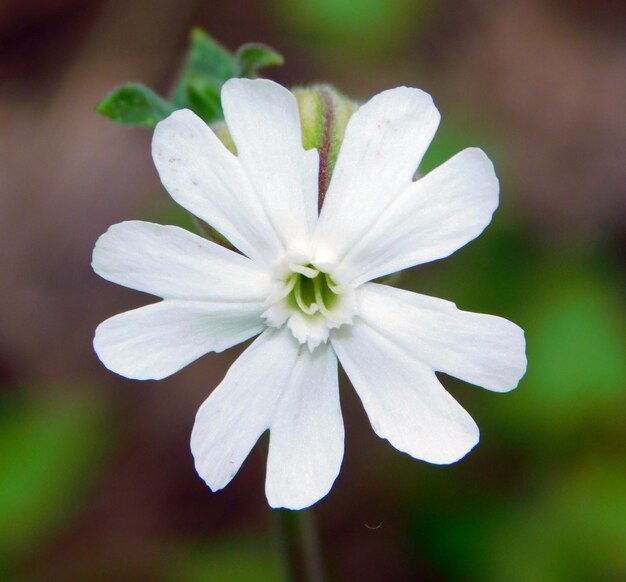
[96,28,283,128]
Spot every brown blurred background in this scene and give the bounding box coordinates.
[0,1,625,581]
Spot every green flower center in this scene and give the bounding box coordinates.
[285,264,341,316]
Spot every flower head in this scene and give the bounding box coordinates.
[93,79,527,509]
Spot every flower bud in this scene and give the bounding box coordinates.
[293,84,357,209]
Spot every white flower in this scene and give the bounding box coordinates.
[93,78,527,510]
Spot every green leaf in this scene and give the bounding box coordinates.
[184,74,224,123]
[171,30,284,116]
[171,28,237,107]
[95,83,175,127]
[235,43,284,77]
[188,28,237,80]
[96,30,285,128]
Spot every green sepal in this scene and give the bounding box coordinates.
[235,43,284,77]
[95,83,176,127]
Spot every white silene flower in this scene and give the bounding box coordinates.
[93,78,527,510]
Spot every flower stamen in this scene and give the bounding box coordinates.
[292,274,319,315]
[263,262,355,349]
[289,263,319,278]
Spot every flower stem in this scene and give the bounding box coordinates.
[273,508,326,582]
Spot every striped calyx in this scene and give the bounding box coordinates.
[294,85,357,211]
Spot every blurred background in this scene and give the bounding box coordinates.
[0,0,625,580]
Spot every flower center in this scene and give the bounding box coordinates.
[262,262,357,351]
[285,264,340,317]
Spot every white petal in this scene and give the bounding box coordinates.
[92,221,271,300]
[221,79,319,254]
[152,109,283,265]
[333,148,500,285]
[357,284,527,392]
[94,300,265,380]
[331,320,479,465]
[286,312,330,351]
[190,329,293,493]
[313,86,440,275]
[191,328,342,506]
[265,342,343,509]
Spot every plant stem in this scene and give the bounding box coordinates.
[273,508,326,582]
